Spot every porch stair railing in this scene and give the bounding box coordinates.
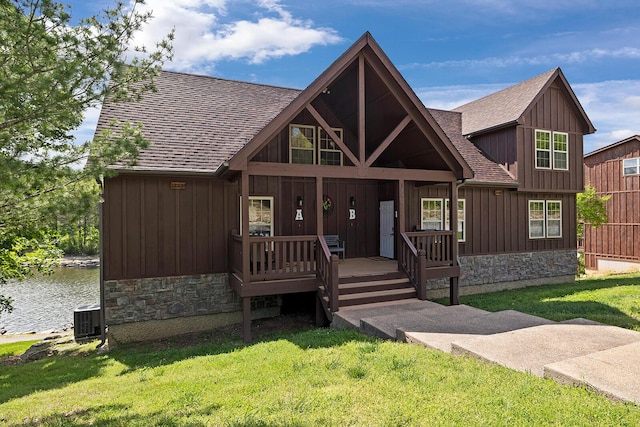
[399,232,427,299]
[316,235,339,321]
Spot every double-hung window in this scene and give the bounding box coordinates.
[240,196,274,237]
[623,158,640,176]
[289,125,316,164]
[290,124,343,165]
[421,198,466,242]
[529,200,562,239]
[535,130,568,170]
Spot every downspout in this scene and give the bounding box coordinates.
[455,179,466,267]
[96,175,106,348]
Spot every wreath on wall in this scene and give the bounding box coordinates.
[322,195,334,215]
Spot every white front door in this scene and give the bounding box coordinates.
[379,200,394,259]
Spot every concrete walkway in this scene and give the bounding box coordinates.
[333,299,640,404]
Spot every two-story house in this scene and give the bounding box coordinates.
[97,33,594,343]
[583,135,640,272]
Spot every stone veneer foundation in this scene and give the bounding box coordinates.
[104,273,280,343]
[425,249,578,299]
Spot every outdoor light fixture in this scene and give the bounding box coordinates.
[297,196,304,207]
[350,196,356,207]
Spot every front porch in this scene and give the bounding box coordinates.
[229,231,460,341]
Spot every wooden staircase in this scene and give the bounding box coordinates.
[319,271,417,316]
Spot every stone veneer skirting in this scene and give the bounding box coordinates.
[104,273,280,343]
[425,249,578,299]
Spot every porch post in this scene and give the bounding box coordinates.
[397,179,405,270]
[316,176,323,236]
[242,297,251,342]
[449,180,460,305]
[241,171,250,284]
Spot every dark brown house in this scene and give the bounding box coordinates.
[97,33,594,343]
[583,135,640,272]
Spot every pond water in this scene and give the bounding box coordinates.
[0,268,100,333]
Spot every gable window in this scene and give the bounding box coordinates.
[289,125,316,164]
[421,198,466,242]
[290,124,343,165]
[319,128,343,165]
[536,130,569,170]
[529,200,562,239]
[623,158,640,176]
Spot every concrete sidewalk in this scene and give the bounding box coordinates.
[333,299,640,404]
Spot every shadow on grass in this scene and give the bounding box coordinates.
[12,402,223,427]
[0,352,110,405]
[445,273,640,330]
[109,325,373,375]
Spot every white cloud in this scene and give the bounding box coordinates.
[129,0,342,72]
[404,47,640,70]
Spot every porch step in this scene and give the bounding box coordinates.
[339,287,417,307]
[320,274,416,308]
[339,277,412,295]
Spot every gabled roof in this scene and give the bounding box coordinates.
[228,32,474,180]
[584,135,640,158]
[428,109,516,186]
[453,68,595,136]
[96,71,300,173]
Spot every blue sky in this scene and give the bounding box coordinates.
[72,0,640,154]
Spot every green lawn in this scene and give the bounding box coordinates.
[0,340,40,358]
[1,326,639,426]
[450,273,640,331]
[1,273,639,425]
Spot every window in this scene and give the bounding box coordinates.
[553,132,568,170]
[319,128,343,165]
[623,158,640,176]
[240,197,274,237]
[289,125,315,164]
[445,199,466,242]
[535,130,551,169]
[421,198,466,242]
[529,200,562,239]
[536,130,569,170]
[290,124,343,165]
[421,198,443,231]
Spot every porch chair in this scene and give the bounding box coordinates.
[324,235,346,259]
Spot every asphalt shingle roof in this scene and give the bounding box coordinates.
[428,108,516,185]
[96,70,301,172]
[453,68,557,136]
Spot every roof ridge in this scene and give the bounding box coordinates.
[158,69,302,92]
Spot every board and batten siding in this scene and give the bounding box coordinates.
[516,84,585,193]
[583,138,640,268]
[406,185,576,256]
[103,174,236,281]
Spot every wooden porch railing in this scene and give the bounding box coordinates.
[317,235,339,314]
[399,233,426,299]
[229,233,317,281]
[405,230,455,267]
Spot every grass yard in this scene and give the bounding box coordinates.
[1,326,639,426]
[0,340,40,358]
[451,272,640,331]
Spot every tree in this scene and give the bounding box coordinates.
[577,185,611,233]
[0,0,173,314]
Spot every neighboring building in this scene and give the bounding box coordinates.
[97,33,594,343]
[583,135,640,272]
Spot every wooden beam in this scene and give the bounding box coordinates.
[358,54,366,164]
[449,181,459,305]
[306,104,360,167]
[242,297,251,342]
[241,172,250,284]
[397,179,405,271]
[365,115,411,167]
[247,161,456,182]
[316,176,323,236]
